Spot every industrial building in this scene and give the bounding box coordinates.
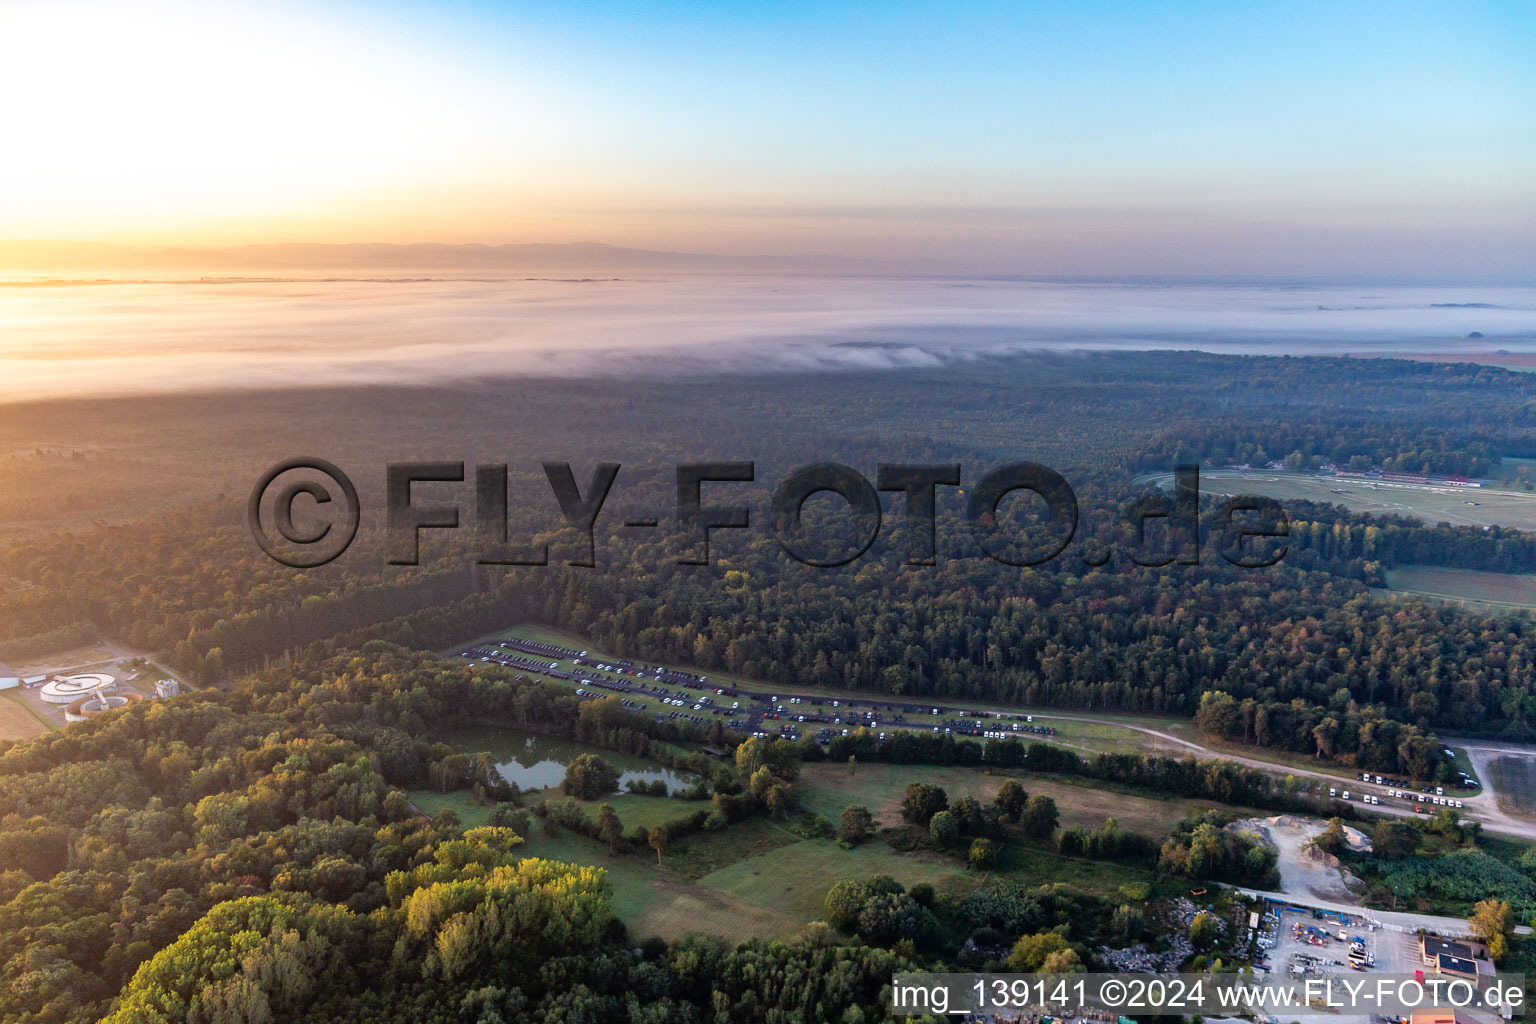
[1436,953,1481,982]
[40,672,116,704]
[1421,936,1475,965]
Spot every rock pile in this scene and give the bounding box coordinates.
[1098,938,1192,972]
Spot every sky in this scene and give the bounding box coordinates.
[1,0,1533,275]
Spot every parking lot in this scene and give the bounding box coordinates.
[460,634,1064,745]
[1260,905,1375,977]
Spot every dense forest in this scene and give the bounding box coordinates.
[6,354,1536,775]
[0,644,909,1023]
[0,504,1519,774]
[6,354,1536,1017]
[1,643,1265,1023]
[3,356,1536,773]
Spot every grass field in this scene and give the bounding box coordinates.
[0,691,51,742]
[409,791,842,942]
[799,761,1255,838]
[1143,469,1536,531]
[5,644,119,676]
[408,785,694,832]
[1037,717,1190,757]
[1488,756,1536,818]
[660,817,803,881]
[992,842,1155,898]
[1380,566,1536,613]
[410,759,1182,944]
[798,762,1005,825]
[408,788,494,826]
[696,837,978,923]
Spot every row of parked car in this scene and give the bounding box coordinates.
[1331,780,1464,809]
[1389,788,1463,809]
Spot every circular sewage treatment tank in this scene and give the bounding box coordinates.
[65,691,142,722]
[40,672,116,705]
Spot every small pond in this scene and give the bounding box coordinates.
[444,726,695,794]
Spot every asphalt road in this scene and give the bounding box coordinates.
[1232,886,1533,938]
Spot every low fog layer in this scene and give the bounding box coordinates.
[1,275,1532,402]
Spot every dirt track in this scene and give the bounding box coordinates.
[1030,712,1536,842]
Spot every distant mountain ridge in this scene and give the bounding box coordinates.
[0,240,868,274]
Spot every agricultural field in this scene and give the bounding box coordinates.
[1381,566,1536,612]
[0,691,50,742]
[1145,468,1536,531]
